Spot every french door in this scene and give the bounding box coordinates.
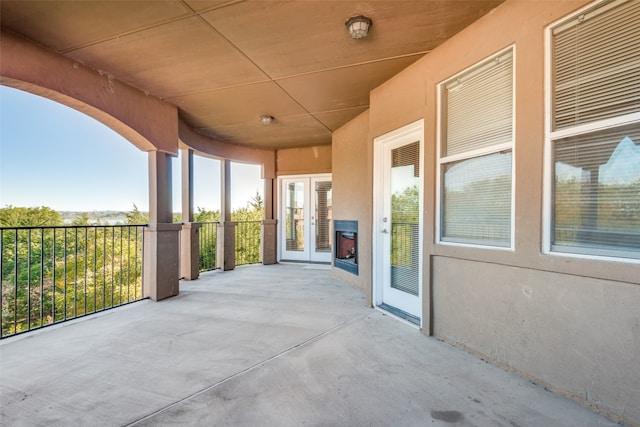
[373,121,423,324]
[280,175,332,263]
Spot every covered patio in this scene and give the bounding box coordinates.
[0,264,617,426]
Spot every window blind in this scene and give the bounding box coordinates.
[443,50,513,157]
[553,0,640,130]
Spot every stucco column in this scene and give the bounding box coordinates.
[217,221,236,271]
[144,150,180,300]
[262,177,277,265]
[181,148,194,223]
[179,148,201,280]
[217,159,236,270]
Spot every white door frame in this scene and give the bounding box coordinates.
[372,119,424,325]
[278,173,332,262]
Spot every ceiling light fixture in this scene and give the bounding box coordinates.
[345,15,372,39]
[260,115,274,125]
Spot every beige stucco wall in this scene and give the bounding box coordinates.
[331,111,372,300]
[432,257,640,424]
[178,119,276,179]
[276,145,332,176]
[336,0,640,424]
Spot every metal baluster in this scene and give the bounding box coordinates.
[135,226,138,300]
[14,229,18,333]
[27,229,31,331]
[111,226,115,308]
[118,228,123,305]
[127,226,131,302]
[52,228,56,322]
[74,227,78,318]
[84,227,88,315]
[39,228,44,328]
[63,228,67,320]
[103,227,107,311]
[0,229,4,337]
[93,227,97,313]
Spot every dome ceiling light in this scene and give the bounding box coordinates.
[345,15,372,39]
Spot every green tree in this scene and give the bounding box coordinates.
[232,191,264,222]
[71,212,94,226]
[0,205,62,227]
[194,207,220,223]
[125,204,148,225]
[249,191,263,212]
[232,193,264,265]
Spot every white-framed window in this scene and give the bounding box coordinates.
[545,0,640,261]
[437,47,515,248]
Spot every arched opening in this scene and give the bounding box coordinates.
[1,85,148,220]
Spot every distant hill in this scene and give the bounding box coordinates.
[59,210,136,224]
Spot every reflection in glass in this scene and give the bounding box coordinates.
[442,151,512,246]
[554,124,640,257]
[285,182,305,251]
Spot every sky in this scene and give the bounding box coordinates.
[0,86,263,213]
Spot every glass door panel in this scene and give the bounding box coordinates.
[390,142,420,296]
[312,179,332,262]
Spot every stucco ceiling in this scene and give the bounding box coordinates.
[1,0,504,150]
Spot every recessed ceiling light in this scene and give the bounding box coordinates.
[260,115,274,125]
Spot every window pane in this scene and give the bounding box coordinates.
[442,151,512,246]
[553,124,640,258]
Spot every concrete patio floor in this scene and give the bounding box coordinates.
[0,263,620,426]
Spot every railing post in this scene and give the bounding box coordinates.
[216,221,236,271]
[261,219,277,265]
[180,222,202,280]
[143,223,181,301]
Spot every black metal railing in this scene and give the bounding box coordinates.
[0,225,146,339]
[198,222,219,272]
[235,221,261,266]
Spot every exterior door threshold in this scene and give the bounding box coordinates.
[279,260,331,265]
[377,303,420,327]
